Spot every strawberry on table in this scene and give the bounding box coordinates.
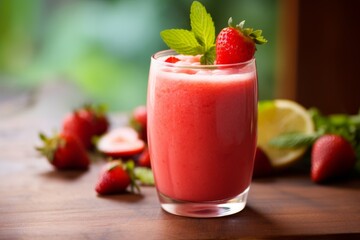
[36,132,90,170]
[311,134,357,183]
[253,147,273,178]
[97,127,145,158]
[138,147,151,168]
[92,107,109,136]
[95,160,139,195]
[62,104,109,150]
[216,18,267,64]
[130,105,147,142]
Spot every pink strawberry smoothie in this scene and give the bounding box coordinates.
[147,52,258,202]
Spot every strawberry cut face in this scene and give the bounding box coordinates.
[97,127,145,157]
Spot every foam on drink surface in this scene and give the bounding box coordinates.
[157,54,255,81]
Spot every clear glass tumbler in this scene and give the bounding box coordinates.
[147,50,258,218]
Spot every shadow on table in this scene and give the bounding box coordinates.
[157,205,286,239]
[39,169,88,181]
[96,192,145,203]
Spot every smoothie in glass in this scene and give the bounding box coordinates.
[147,51,258,217]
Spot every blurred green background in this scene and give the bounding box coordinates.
[0,0,278,111]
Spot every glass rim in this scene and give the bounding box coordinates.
[151,49,255,69]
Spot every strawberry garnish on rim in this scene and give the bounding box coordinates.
[216,17,267,64]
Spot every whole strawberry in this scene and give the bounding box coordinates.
[253,147,273,178]
[130,105,147,143]
[62,104,109,150]
[95,160,139,195]
[311,135,356,183]
[36,132,90,170]
[138,147,151,168]
[216,18,267,64]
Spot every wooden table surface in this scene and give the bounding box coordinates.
[1,82,360,239]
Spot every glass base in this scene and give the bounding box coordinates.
[158,187,249,218]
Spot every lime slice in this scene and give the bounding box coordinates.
[257,99,314,168]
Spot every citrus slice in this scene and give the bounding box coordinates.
[257,99,314,168]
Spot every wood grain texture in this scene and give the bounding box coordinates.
[0,81,360,239]
[275,0,299,100]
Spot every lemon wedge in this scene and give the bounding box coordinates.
[257,99,314,168]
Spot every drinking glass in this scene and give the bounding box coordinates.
[147,50,258,218]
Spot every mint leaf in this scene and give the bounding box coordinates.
[160,29,203,56]
[309,107,360,147]
[269,132,320,149]
[350,113,360,127]
[190,1,215,51]
[200,46,215,65]
[134,167,155,186]
[160,1,215,64]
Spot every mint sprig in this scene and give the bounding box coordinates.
[269,108,360,164]
[160,1,215,65]
[269,132,321,149]
[160,30,203,56]
[190,1,215,52]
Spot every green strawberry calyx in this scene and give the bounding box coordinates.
[160,1,216,65]
[80,103,108,118]
[124,160,141,194]
[107,159,141,194]
[228,17,268,45]
[36,132,65,163]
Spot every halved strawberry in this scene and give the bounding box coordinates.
[97,127,145,157]
[216,18,267,64]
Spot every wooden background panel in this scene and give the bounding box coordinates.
[296,0,360,114]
